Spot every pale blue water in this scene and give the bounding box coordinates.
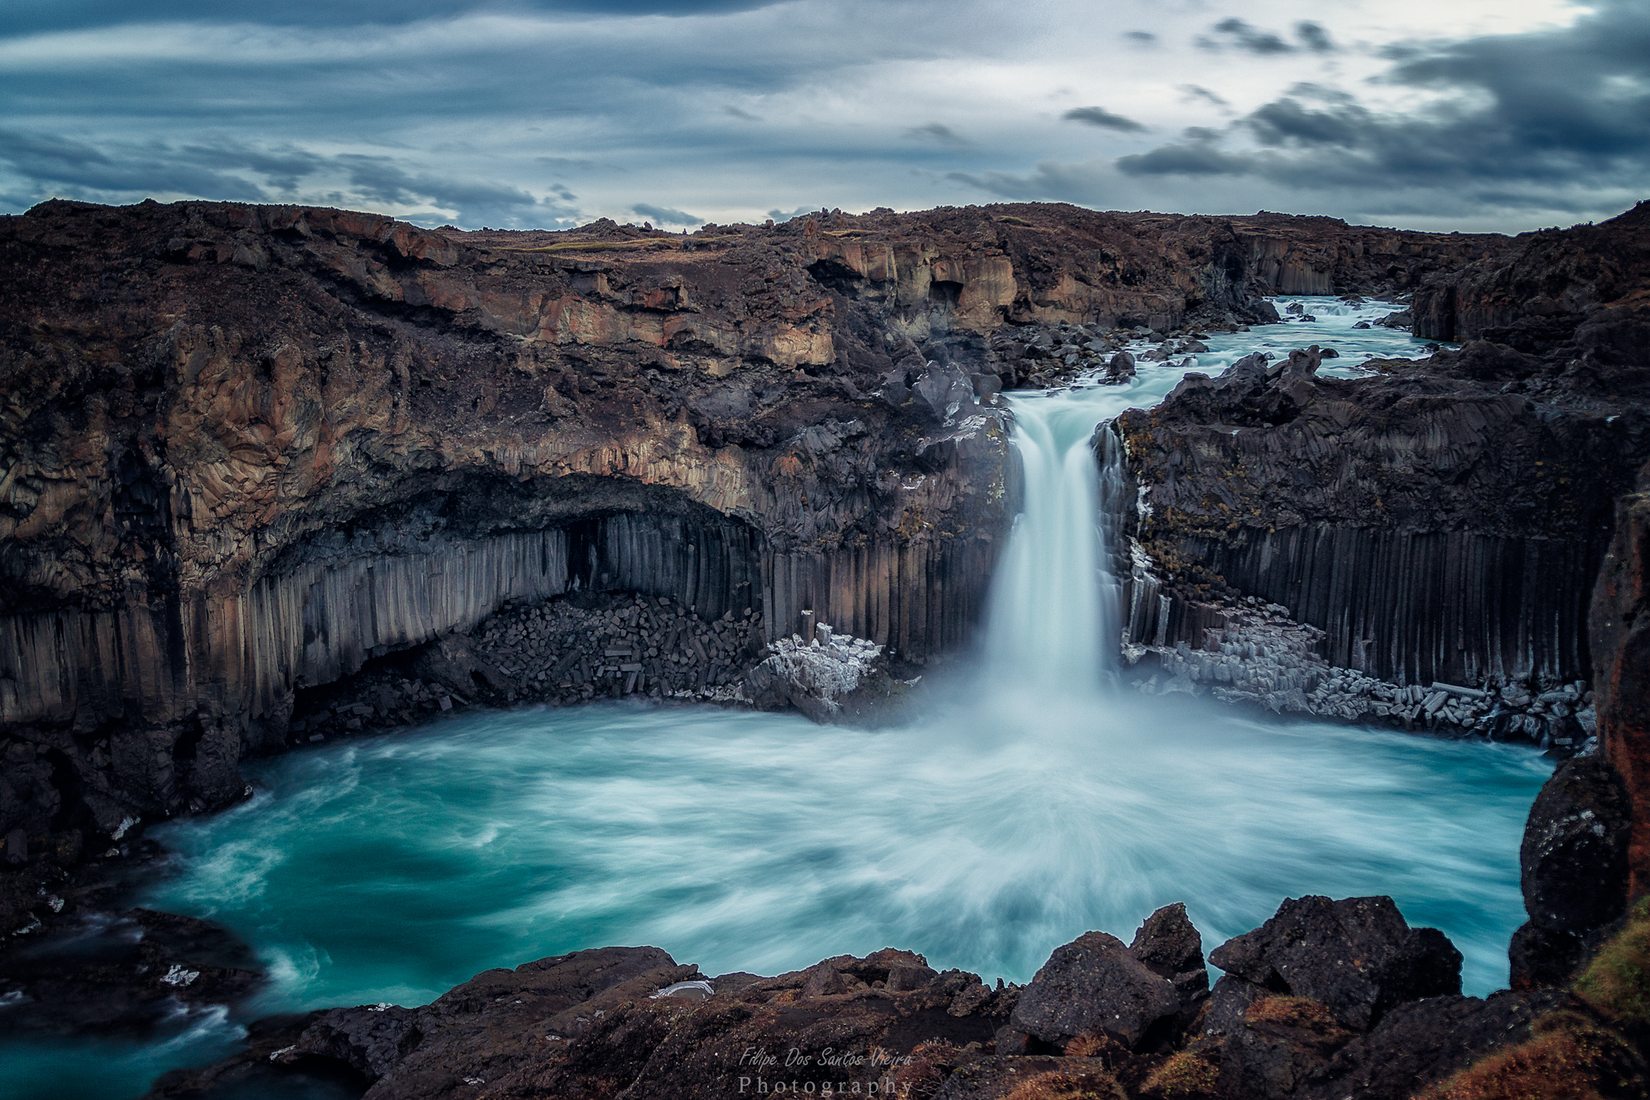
[2,299,1540,1099]
[144,697,1546,1011]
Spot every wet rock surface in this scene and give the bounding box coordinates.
[1509,754,1633,988]
[0,905,262,1038]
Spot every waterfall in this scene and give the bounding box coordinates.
[984,391,1123,689]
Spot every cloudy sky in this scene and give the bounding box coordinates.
[2,0,1644,233]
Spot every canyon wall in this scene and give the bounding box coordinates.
[0,198,1501,886]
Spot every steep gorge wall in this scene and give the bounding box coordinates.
[0,198,1504,888]
[1110,333,1650,695]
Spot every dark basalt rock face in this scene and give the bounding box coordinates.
[0,198,1500,920]
[1110,206,1650,738]
[1413,200,1650,345]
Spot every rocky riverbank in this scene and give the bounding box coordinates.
[139,886,1646,1100]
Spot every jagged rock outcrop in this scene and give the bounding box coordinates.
[1008,931,1182,1050]
[1207,896,1461,1032]
[0,198,1502,908]
[151,944,1013,1100]
[1413,200,1650,344]
[1508,755,1632,988]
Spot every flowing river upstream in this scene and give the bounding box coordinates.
[1,299,1554,1098]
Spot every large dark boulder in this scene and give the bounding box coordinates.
[1522,756,1632,930]
[1510,754,1632,987]
[1208,896,1461,1031]
[1010,931,1181,1049]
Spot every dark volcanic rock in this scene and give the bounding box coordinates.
[1108,205,1650,735]
[1113,307,1650,699]
[1130,902,1210,1009]
[1208,896,1461,1031]
[1300,990,1556,1100]
[0,204,1427,872]
[1508,920,1589,991]
[0,906,262,1037]
[1010,931,1181,1049]
[149,896,1558,1100]
[1413,200,1650,345]
[0,197,1501,896]
[1520,755,1631,932]
[1207,991,1355,1099]
[1508,751,1631,989]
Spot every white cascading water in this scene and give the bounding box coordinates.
[982,370,1163,692]
[983,395,1116,689]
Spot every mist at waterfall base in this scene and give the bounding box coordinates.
[1,300,1552,1097]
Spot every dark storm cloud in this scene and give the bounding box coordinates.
[5,0,786,33]
[0,128,285,201]
[1114,0,1650,215]
[1117,141,1256,176]
[1294,21,1335,53]
[1178,84,1231,110]
[0,130,576,227]
[631,202,703,226]
[766,205,816,222]
[1198,18,1294,55]
[1061,106,1147,133]
[905,123,971,148]
[3,0,1643,233]
[333,155,558,225]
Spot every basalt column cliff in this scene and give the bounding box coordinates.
[1108,203,1650,746]
[0,199,1499,894]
